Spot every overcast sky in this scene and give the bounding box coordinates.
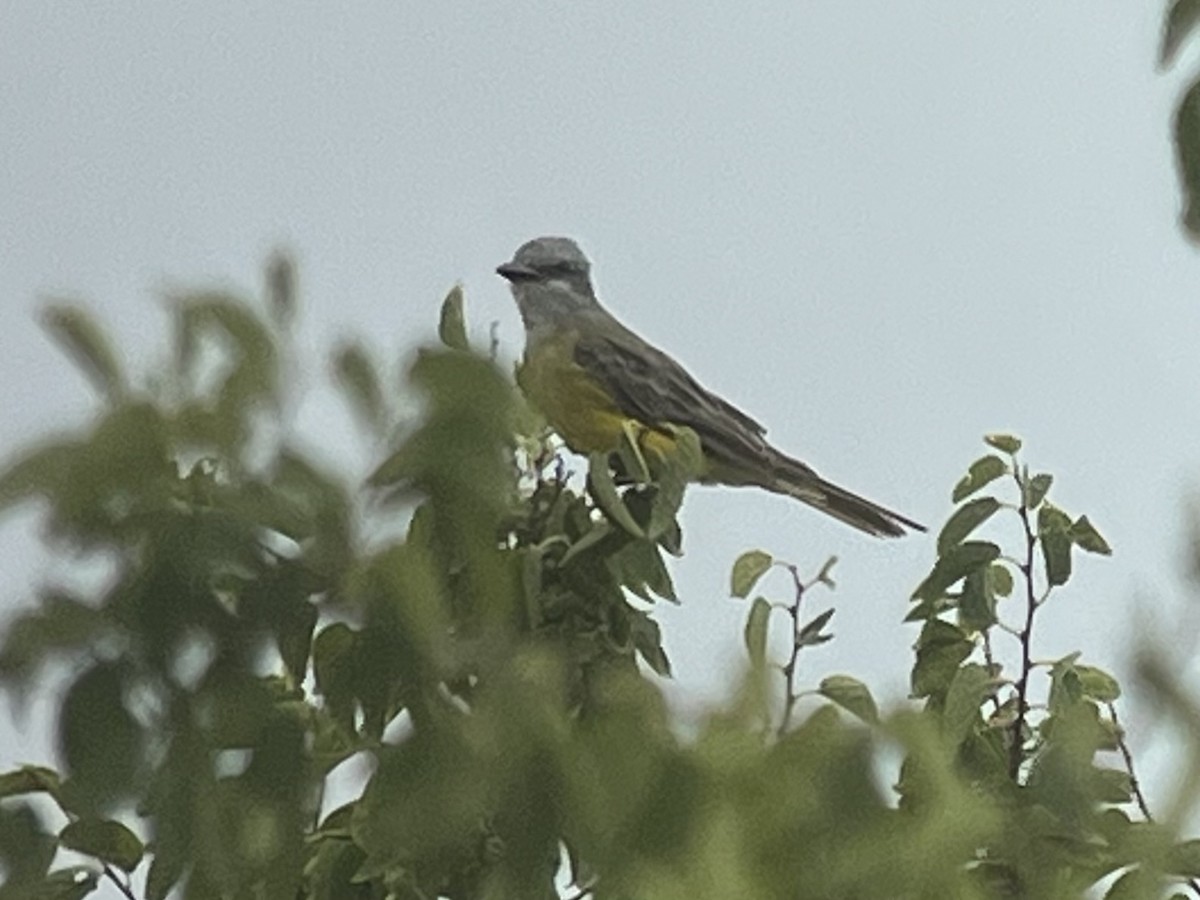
[3,1,1199,892]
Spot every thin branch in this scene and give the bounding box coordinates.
[103,865,138,900]
[1106,703,1200,897]
[777,564,807,738]
[1008,473,1039,782]
[1108,702,1153,822]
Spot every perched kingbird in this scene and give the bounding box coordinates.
[497,236,924,537]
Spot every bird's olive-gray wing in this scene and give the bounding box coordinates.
[573,330,780,473]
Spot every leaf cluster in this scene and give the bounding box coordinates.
[1,272,1197,900]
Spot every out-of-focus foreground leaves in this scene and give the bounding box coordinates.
[0,263,1198,900]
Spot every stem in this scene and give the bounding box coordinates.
[1008,477,1039,782]
[1106,702,1200,897]
[103,865,138,900]
[777,564,807,738]
[1108,702,1153,822]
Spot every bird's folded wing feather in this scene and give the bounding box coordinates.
[572,329,796,476]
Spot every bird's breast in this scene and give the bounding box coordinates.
[518,331,632,455]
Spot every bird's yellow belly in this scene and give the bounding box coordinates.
[519,334,678,461]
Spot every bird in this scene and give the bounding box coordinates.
[496,236,924,538]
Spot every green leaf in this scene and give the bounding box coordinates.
[41,304,125,399]
[332,341,385,431]
[912,540,1000,602]
[608,536,678,603]
[1076,665,1121,702]
[819,675,878,724]
[937,497,1000,556]
[743,596,772,667]
[1023,472,1053,509]
[1176,77,1200,240]
[958,569,997,632]
[941,664,992,747]
[58,817,145,872]
[730,550,773,599]
[0,766,62,801]
[265,250,297,326]
[59,664,142,809]
[43,867,101,900]
[1105,866,1160,900]
[983,433,1022,455]
[797,607,835,648]
[911,620,974,699]
[0,442,78,514]
[144,837,185,900]
[1168,839,1200,877]
[1070,515,1112,555]
[645,425,703,541]
[587,454,646,539]
[988,562,1014,598]
[952,454,1007,503]
[1164,0,1200,66]
[1039,504,1073,588]
[438,284,469,351]
[1091,767,1133,804]
[0,803,57,886]
[631,611,672,677]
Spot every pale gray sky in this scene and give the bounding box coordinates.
[2,1,1198,892]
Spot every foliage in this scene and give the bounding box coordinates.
[1165,0,1200,240]
[0,262,1198,900]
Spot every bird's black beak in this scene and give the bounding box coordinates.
[496,261,538,282]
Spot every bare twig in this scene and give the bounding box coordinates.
[1106,702,1200,897]
[103,865,138,900]
[777,564,808,738]
[1009,474,1039,782]
[1108,702,1153,821]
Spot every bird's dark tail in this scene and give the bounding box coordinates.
[765,451,926,538]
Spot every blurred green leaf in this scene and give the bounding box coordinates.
[952,454,1006,503]
[438,284,470,351]
[1168,838,1200,877]
[265,250,297,326]
[59,817,145,872]
[983,433,1022,455]
[0,765,62,801]
[332,340,386,431]
[1071,515,1112,555]
[730,550,773,599]
[819,675,878,724]
[59,663,142,810]
[1164,0,1200,66]
[0,442,78,514]
[0,802,57,887]
[743,597,772,668]
[1076,665,1121,702]
[41,304,125,399]
[0,593,109,687]
[958,568,997,632]
[1175,76,1200,240]
[937,497,1000,556]
[911,620,974,699]
[942,664,991,747]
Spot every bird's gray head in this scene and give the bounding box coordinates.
[497,236,600,331]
